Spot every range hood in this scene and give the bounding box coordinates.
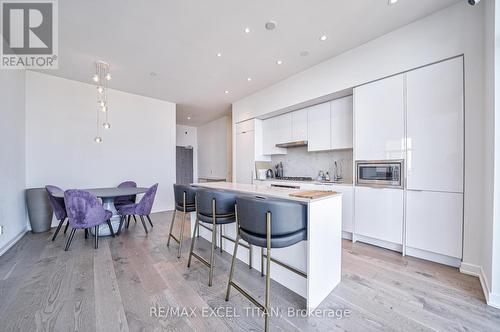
[275,140,308,148]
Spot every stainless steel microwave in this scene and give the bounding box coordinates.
[356,160,404,189]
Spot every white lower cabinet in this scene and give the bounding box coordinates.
[354,186,403,245]
[332,185,354,233]
[406,190,463,259]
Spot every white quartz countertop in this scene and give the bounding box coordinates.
[253,178,354,187]
[192,181,342,203]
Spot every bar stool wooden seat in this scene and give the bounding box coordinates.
[225,195,307,332]
[187,188,252,286]
[168,184,198,258]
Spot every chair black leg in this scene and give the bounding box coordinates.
[147,215,153,227]
[127,215,131,228]
[51,218,65,241]
[117,216,124,235]
[132,215,137,223]
[94,226,99,249]
[107,220,115,237]
[139,215,148,234]
[63,219,70,234]
[64,228,77,251]
[85,228,88,239]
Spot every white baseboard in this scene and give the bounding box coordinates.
[342,231,353,240]
[0,227,28,257]
[459,262,500,308]
[406,247,461,268]
[352,233,403,253]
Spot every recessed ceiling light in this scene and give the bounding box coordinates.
[187,116,191,120]
[217,52,222,57]
[225,90,229,94]
[244,27,250,34]
[276,60,283,65]
[150,72,157,77]
[247,77,252,82]
[265,21,277,30]
[320,35,328,41]
[388,0,398,4]
[300,50,310,57]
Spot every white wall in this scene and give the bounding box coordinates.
[0,70,26,255]
[197,116,228,180]
[25,71,176,214]
[488,0,500,308]
[176,124,198,182]
[233,2,490,295]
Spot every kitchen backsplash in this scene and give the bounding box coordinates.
[270,146,353,182]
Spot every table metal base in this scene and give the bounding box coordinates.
[89,197,122,237]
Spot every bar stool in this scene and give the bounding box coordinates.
[168,184,198,258]
[225,195,307,332]
[187,188,252,286]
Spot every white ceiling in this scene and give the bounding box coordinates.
[39,0,460,126]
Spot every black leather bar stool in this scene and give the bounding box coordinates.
[187,188,252,286]
[168,184,198,258]
[225,195,307,332]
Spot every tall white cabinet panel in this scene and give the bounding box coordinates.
[275,113,293,144]
[406,191,463,258]
[406,58,464,192]
[354,75,405,160]
[235,120,255,184]
[307,102,331,152]
[354,186,403,245]
[331,96,353,150]
[291,109,308,141]
[262,116,287,155]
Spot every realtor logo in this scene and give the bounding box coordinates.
[1,0,58,69]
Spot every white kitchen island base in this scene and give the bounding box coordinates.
[190,182,342,312]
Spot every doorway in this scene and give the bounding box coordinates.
[176,146,194,184]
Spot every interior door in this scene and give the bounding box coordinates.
[176,146,193,185]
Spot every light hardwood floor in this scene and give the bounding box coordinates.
[0,211,499,331]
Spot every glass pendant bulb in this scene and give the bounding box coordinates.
[94,136,102,143]
[92,74,99,82]
[98,100,105,107]
[97,86,104,94]
[103,122,111,129]
[101,106,107,112]
[105,73,112,81]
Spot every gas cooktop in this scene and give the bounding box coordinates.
[275,176,313,182]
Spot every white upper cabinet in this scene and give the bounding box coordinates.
[307,102,331,152]
[354,74,405,161]
[291,109,308,141]
[262,115,288,155]
[331,96,353,150]
[406,58,464,192]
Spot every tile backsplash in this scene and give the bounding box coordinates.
[270,146,353,182]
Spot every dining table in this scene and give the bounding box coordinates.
[52,187,148,236]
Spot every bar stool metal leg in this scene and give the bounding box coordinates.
[225,205,240,300]
[220,225,224,253]
[178,199,187,258]
[208,198,217,287]
[166,210,177,247]
[187,198,199,268]
[261,247,265,277]
[264,212,271,332]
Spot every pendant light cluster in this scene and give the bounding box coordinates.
[92,61,112,143]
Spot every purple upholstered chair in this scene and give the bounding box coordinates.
[117,183,158,235]
[46,185,69,241]
[114,181,138,225]
[64,190,115,251]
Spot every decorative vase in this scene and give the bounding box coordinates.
[26,188,53,233]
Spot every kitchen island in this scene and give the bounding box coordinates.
[190,182,342,311]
